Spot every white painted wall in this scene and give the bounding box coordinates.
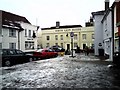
[2,28,18,49]
[94,15,104,55]
[102,11,113,61]
[20,22,38,52]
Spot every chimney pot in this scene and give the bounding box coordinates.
[56,21,60,28]
[105,0,110,11]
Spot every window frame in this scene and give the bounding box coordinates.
[46,43,49,48]
[60,35,63,40]
[74,34,77,40]
[46,36,50,40]
[74,43,78,48]
[25,41,34,50]
[9,29,16,37]
[9,43,16,49]
[92,34,94,39]
[28,30,31,37]
[55,35,58,40]
[25,29,27,37]
[82,34,86,40]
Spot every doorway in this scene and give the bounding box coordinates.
[67,44,70,50]
[83,44,86,49]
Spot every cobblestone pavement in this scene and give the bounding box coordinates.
[0,53,120,89]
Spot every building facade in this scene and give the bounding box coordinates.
[101,9,113,60]
[113,1,120,52]
[20,22,39,52]
[0,10,39,52]
[38,22,94,50]
[92,0,120,61]
[92,11,105,56]
[80,27,94,49]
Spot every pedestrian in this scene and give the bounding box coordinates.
[86,47,89,56]
[76,45,80,53]
[85,46,89,56]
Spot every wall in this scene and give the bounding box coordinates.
[2,28,18,49]
[80,27,94,49]
[94,15,104,55]
[40,26,94,50]
[103,10,113,61]
[20,22,38,52]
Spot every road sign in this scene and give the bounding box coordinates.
[70,32,74,37]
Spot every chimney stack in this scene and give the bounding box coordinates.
[105,0,110,11]
[56,21,60,28]
[90,16,93,22]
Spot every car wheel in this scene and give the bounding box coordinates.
[29,58,33,62]
[5,60,11,66]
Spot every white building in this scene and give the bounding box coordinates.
[92,11,105,56]
[92,0,120,61]
[20,22,39,52]
[101,8,113,61]
[0,10,39,52]
[92,0,113,61]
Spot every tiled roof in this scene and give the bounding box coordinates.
[1,10,31,30]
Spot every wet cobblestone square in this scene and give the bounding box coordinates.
[1,53,120,89]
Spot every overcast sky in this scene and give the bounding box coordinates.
[0,0,114,28]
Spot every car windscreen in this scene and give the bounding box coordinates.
[0,49,8,55]
[8,50,16,55]
[37,49,43,52]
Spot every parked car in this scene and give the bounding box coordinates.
[1,49,35,66]
[25,51,42,60]
[36,48,58,59]
[50,45,65,52]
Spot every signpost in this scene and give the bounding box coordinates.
[70,32,76,58]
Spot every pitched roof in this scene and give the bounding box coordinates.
[1,10,31,30]
[2,10,31,24]
[41,25,82,30]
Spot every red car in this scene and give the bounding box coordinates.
[25,48,58,60]
[36,48,58,59]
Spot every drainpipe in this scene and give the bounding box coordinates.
[18,30,20,50]
[111,7,114,61]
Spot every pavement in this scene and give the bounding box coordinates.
[0,53,120,89]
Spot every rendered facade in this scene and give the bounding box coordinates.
[0,10,39,52]
[38,22,94,50]
[92,0,120,61]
